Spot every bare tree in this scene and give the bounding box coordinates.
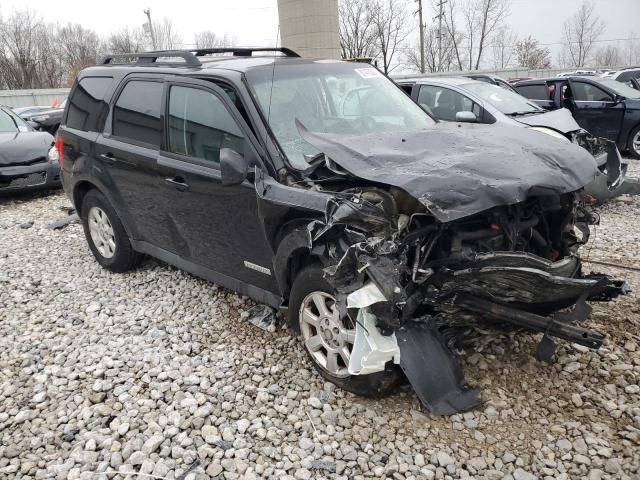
[462,0,510,70]
[339,0,379,59]
[153,17,183,50]
[37,23,66,88]
[57,23,103,82]
[594,45,619,66]
[0,10,46,89]
[440,0,466,71]
[514,35,551,70]
[106,27,147,54]
[405,24,460,72]
[562,0,605,67]
[490,26,517,69]
[194,30,232,49]
[623,35,640,65]
[370,0,412,74]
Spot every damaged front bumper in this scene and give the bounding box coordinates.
[341,250,627,414]
[302,191,629,415]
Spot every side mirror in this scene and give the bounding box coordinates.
[220,147,248,186]
[614,94,625,103]
[455,111,478,123]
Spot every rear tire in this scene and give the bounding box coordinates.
[628,125,640,159]
[289,264,401,397]
[80,189,140,272]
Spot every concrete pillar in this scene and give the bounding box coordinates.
[277,0,340,59]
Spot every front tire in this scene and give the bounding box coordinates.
[80,189,140,272]
[628,125,640,159]
[289,264,401,397]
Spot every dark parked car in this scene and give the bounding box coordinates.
[58,49,626,415]
[397,77,625,200]
[514,76,640,158]
[20,99,66,135]
[0,105,59,194]
[12,105,51,117]
[611,67,640,85]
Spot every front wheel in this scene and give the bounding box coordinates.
[289,264,401,397]
[628,125,640,159]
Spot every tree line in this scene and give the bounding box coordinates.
[1,2,638,90]
[341,0,639,74]
[0,10,231,89]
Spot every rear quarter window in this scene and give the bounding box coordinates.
[66,77,113,132]
[112,80,163,147]
[515,84,548,100]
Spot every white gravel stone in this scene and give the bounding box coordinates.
[1,183,639,479]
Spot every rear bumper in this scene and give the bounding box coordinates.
[0,160,61,195]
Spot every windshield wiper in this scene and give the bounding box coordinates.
[506,111,537,117]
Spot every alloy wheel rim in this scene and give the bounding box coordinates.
[88,206,116,259]
[633,131,640,155]
[299,291,356,378]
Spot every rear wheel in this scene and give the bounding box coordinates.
[629,125,640,159]
[289,264,401,397]
[80,189,140,272]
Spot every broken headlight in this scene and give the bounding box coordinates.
[530,127,570,142]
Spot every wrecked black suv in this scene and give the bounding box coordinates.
[58,49,627,415]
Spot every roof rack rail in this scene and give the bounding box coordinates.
[100,51,202,67]
[193,47,300,58]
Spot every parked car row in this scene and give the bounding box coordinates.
[53,48,627,415]
[396,76,628,200]
[513,76,640,158]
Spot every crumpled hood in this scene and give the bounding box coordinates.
[514,108,581,134]
[298,122,598,222]
[0,131,54,166]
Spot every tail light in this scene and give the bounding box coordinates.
[55,135,64,168]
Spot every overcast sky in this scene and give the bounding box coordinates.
[1,0,638,61]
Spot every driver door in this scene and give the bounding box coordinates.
[157,78,277,293]
[417,85,482,123]
[567,79,625,141]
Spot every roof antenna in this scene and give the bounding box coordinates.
[266,24,281,146]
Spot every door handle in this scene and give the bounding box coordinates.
[164,176,190,191]
[99,152,116,163]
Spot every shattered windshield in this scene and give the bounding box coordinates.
[461,81,543,116]
[246,61,436,169]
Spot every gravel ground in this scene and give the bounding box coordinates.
[1,167,639,480]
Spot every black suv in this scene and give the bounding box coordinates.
[58,48,626,415]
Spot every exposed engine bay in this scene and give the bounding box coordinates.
[257,122,630,415]
[302,183,627,414]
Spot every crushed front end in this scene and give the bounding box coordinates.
[306,187,628,415]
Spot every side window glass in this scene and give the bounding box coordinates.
[516,84,547,100]
[417,85,439,110]
[168,85,244,164]
[66,77,113,132]
[419,86,476,122]
[113,80,163,147]
[572,83,613,102]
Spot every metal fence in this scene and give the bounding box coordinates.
[0,88,70,108]
[393,66,623,81]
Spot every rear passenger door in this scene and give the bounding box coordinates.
[95,77,173,245]
[157,79,276,293]
[514,83,555,110]
[568,80,625,141]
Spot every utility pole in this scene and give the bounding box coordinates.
[143,8,158,50]
[434,0,447,72]
[415,0,425,73]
